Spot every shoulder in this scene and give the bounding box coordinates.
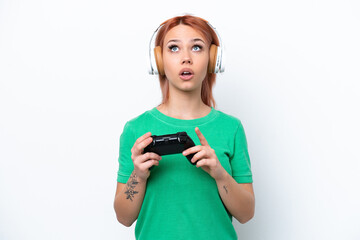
[123,108,155,129]
[214,108,243,128]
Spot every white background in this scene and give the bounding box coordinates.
[1,0,359,239]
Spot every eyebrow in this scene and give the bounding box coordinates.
[166,38,206,45]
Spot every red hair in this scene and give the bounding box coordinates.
[155,15,219,108]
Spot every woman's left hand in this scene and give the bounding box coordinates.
[183,127,226,181]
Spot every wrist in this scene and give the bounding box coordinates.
[136,174,148,185]
[132,169,148,185]
[214,167,229,183]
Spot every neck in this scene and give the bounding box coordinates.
[157,87,211,120]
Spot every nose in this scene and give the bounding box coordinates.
[182,59,192,64]
[181,51,192,65]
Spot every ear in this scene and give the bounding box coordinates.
[154,46,165,76]
[208,44,218,73]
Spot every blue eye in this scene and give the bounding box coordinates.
[193,45,202,51]
[169,45,179,52]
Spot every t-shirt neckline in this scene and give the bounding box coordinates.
[149,106,218,127]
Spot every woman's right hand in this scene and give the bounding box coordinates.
[131,132,162,182]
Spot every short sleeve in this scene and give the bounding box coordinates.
[117,121,135,183]
[230,121,253,183]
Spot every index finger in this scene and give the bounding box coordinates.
[195,127,209,146]
[135,132,152,145]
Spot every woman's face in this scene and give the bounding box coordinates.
[162,24,210,93]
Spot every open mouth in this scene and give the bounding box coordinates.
[179,69,194,80]
[181,71,192,76]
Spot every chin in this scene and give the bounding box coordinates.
[178,84,202,93]
[167,77,202,91]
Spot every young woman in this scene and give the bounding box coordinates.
[114,14,255,240]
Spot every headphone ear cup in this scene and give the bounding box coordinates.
[208,44,218,73]
[154,46,165,76]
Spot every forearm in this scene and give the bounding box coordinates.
[216,170,255,224]
[114,170,147,227]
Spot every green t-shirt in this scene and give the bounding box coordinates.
[117,107,253,240]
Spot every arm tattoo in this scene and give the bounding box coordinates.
[124,172,139,201]
[223,185,228,194]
